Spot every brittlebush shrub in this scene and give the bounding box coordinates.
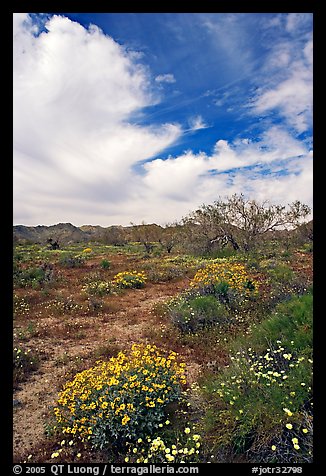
[190,261,258,309]
[190,261,258,295]
[53,344,186,449]
[112,271,147,289]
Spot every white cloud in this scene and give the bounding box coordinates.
[251,37,312,133]
[202,14,256,77]
[285,13,311,33]
[13,14,182,225]
[303,39,313,65]
[188,115,208,131]
[155,73,176,83]
[138,126,312,223]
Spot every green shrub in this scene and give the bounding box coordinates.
[100,259,111,269]
[211,345,311,455]
[266,264,294,283]
[201,293,313,463]
[53,344,186,449]
[250,293,313,352]
[13,264,55,288]
[190,261,259,295]
[300,243,313,253]
[166,293,230,333]
[189,261,259,311]
[59,254,85,268]
[251,409,313,463]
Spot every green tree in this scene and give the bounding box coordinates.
[130,222,162,253]
[159,222,182,254]
[183,194,311,253]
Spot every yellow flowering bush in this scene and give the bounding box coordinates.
[53,344,186,449]
[112,271,147,289]
[190,261,258,296]
[125,428,202,463]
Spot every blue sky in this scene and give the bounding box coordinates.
[13,13,313,226]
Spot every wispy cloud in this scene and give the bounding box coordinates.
[201,14,257,78]
[188,115,208,131]
[285,13,312,34]
[155,73,176,83]
[249,15,313,134]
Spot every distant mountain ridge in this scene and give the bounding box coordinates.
[13,222,161,244]
[13,223,88,244]
[13,220,313,246]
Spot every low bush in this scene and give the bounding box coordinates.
[265,264,295,284]
[112,271,147,289]
[249,293,313,352]
[13,347,40,387]
[59,254,85,268]
[190,261,259,295]
[13,264,55,288]
[125,427,202,463]
[189,261,258,311]
[166,294,230,333]
[100,259,111,270]
[82,280,112,297]
[201,293,313,463]
[146,266,185,283]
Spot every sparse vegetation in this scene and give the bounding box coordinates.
[13,347,40,387]
[82,280,112,297]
